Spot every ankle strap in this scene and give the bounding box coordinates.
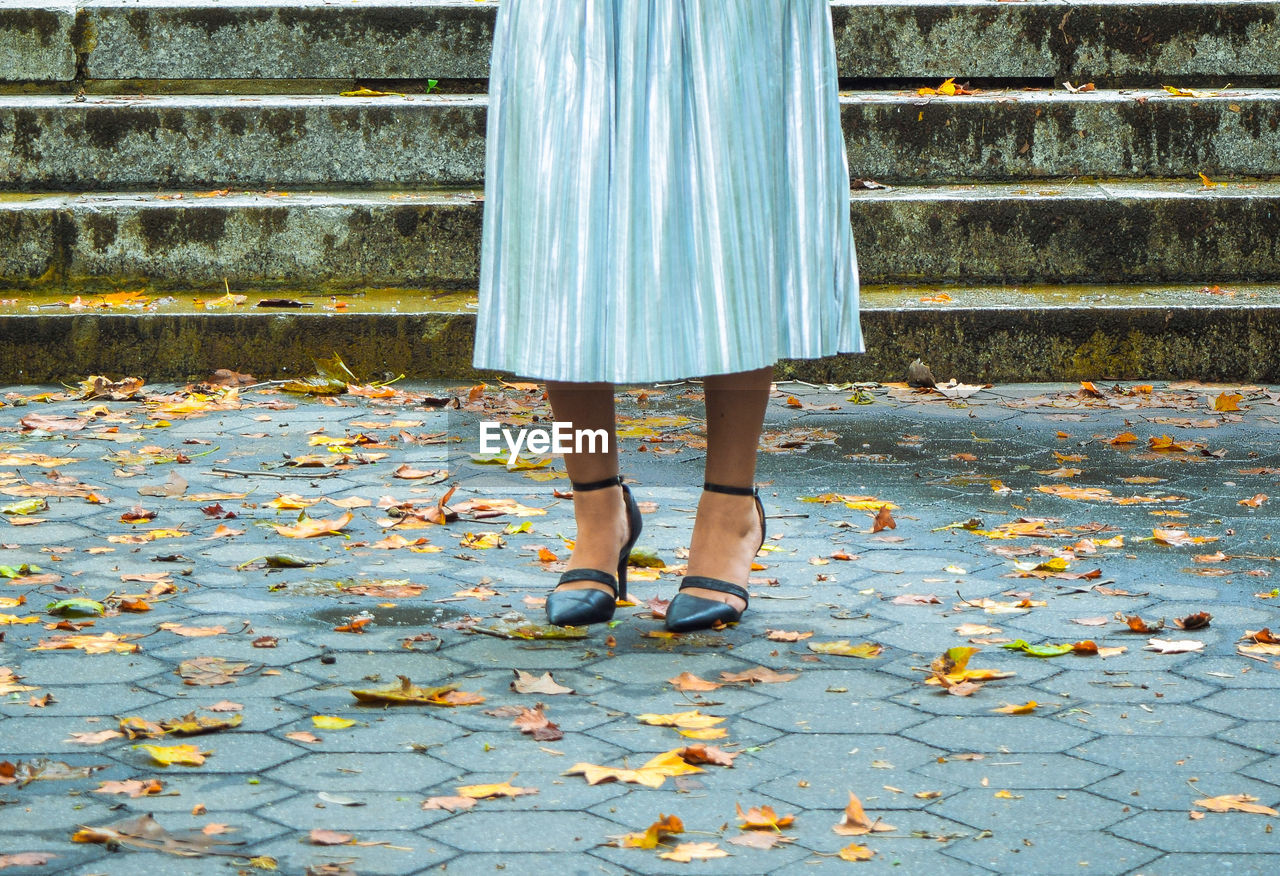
[703,481,758,496]
[570,474,623,492]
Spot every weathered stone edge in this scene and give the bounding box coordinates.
[3,302,1278,383]
[54,2,1280,83]
[2,90,1279,188]
[2,183,1278,289]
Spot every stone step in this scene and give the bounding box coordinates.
[19,1,1274,85]
[2,89,1278,190]
[3,283,1278,384]
[2,181,1277,291]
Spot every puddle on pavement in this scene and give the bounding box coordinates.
[312,603,461,628]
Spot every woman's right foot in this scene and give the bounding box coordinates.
[545,478,640,626]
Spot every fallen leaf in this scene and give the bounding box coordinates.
[1144,638,1206,654]
[833,792,896,835]
[308,829,353,846]
[565,749,704,788]
[511,670,574,695]
[719,666,799,685]
[807,641,883,659]
[838,843,875,862]
[1174,612,1212,630]
[616,813,684,849]
[871,505,896,533]
[93,778,164,798]
[1194,794,1278,816]
[136,744,210,766]
[992,702,1039,715]
[658,842,728,862]
[350,675,484,707]
[667,672,722,692]
[455,781,537,800]
[421,796,477,811]
[635,710,725,729]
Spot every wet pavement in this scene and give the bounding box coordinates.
[1,377,1278,874]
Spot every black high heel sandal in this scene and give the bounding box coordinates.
[664,481,765,632]
[545,474,643,627]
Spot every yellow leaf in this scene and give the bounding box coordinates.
[136,744,209,766]
[565,749,704,789]
[273,512,352,539]
[807,640,883,659]
[616,814,683,849]
[838,843,875,862]
[312,716,357,730]
[635,710,725,729]
[1194,794,1278,816]
[455,781,537,799]
[677,727,728,740]
[350,675,484,707]
[833,792,896,836]
[736,801,796,831]
[1212,392,1243,412]
[992,701,1038,715]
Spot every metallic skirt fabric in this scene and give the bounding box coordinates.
[472,0,863,383]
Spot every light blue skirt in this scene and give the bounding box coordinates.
[472,0,862,383]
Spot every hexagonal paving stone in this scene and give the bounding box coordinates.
[1086,770,1280,811]
[941,827,1160,874]
[265,752,459,793]
[138,664,320,700]
[121,731,304,775]
[746,694,924,735]
[16,652,171,686]
[274,711,469,753]
[1137,853,1280,875]
[258,791,446,832]
[1240,757,1280,788]
[1179,658,1280,689]
[0,684,164,718]
[1071,736,1265,773]
[1217,721,1280,756]
[1110,810,1280,854]
[429,729,628,774]
[902,715,1095,754]
[438,853,628,875]
[1199,688,1280,721]
[251,829,456,875]
[1033,670,1215,705]
[424,809,621,853]
[929,789,1130,832]
[1051,702,1237,737]
[288,649,470,684]
[893,684,1065,718]
[915,754,1116,790]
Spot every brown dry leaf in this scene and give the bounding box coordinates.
[667,671,722,692]
[736,802,796,831]
[1120,614,1164,633]
[1152,528,1219,547]
[1238,494,1268,508]
[1194,794,1278,816]
[765,629,813,642]
[1174,612,1212,630]
[1244,628,1280,644]
[511,670,574,695]
[456,781,538,800]
[871,505,896,533]
[71,812,243,857]
[93,778,164,798]
[832,792,896,836]
[719,666,799,685]
[160,623,227,638]
[510,705,564,742]
[308,829,353,846]
[954,623,1001,637]
[892,594,941,605]
[729,832,795,850]
[421,796,477,812]
[675,744,739,767]
[616,813,684,849]
[285,731,322,744]
[659,842,728,862]
[0,853,57,868]
[636,710,725,729]
[204,701,243,712]
[65,730,124,745]
[176,657,252,686]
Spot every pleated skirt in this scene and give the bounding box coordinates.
[472,0,863,384]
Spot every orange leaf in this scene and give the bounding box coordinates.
[736,802,796,831]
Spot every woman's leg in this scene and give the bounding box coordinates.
[681,366,773,611]
[545,381,631,594]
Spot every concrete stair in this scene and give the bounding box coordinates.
[1,1,1278,382]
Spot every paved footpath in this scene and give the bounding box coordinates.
[1,377,1278,875]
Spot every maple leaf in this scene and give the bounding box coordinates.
[421,796,477,811]
[1144,638,1205,654]
[839,842,875,861]
[719,666,799,684]
[675,744,738,767]
[308,829,353,845]
[272,512,352,538]
[1194,794,1278,816]
[136,744,210,766]
[765,629,813,642]
[565,750,704,789]
[667,671,722,691]
[93,779,164,798]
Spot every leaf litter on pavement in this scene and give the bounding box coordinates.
[1,375,1277,862]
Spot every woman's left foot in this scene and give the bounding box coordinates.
[665,484,764,631]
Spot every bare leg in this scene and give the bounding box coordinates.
[682,366,773,612]
[545,382,630,595]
